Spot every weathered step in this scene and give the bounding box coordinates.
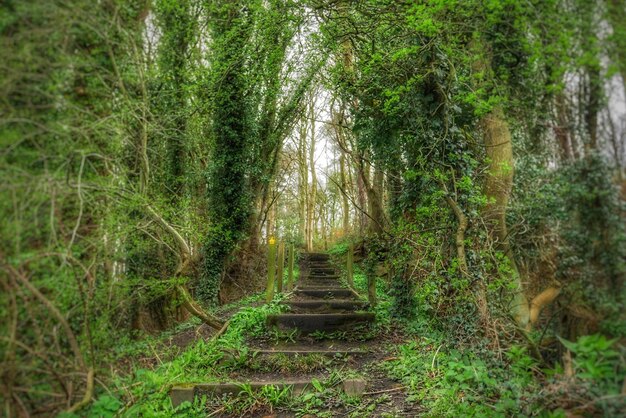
[170,380,314,407]
[306,274,341,280]
[285,299,367,313]
[267,312,375,332]
[304,279,342,286]
[251,348,367,357]
[306,262,333,268]
[302,253,330,262]
[298,281,343,288]
[295,288,355,299]
[311,267,336,275]
[302,276,342,283]
[170,376,369,407]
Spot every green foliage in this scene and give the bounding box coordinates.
[87,395,123,418]
[327,240,350,256]
[511,151,626,339]
[385,339,540,416]
[3,0,626,416]
[559,334,624,387]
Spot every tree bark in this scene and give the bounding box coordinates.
[366,166,386,235]
[356,161,368,236]
[481,106,530,328]
[340,153,351,236]
[554,93,573,162]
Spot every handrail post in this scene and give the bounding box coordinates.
[287,243,295,291]
[347,242,354,288]
[276,241,285,293]
[265,237,277,303]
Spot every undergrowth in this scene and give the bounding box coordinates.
[60,294,287,417]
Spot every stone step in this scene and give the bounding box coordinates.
[310,267,336,275]
[170,380,313,407]
[294,288,355,299]
[305,262,333,268]
[300,275,341,281]
[305,274,341,280]
[251,348,367,357]
[267,312,375,332]
[170,377,368,407]
[301,253,330,262]
[285,300,367,313]
[297,281,343,288]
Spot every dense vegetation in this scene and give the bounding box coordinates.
[1,0,624,416]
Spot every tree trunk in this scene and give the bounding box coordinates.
[298,118,309,245]
[607,0,626,98]
[367,166,386,235]
[584,63,601,152]
[340,153,350,236]
[356,161,368,237]
[481,106,530,328]
[266,198,275,241]
[554,93,573,162]
[306,100,317,251]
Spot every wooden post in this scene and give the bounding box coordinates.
[265,237,277,303]
[287,243,295,291]
[346,242,354,288]
[276,241,285,293]
[368,276,377,307]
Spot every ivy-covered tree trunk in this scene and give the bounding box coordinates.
[200,1,253,304]
[306,98,318,251]
[607,0,626,97]
[156,0,193,200]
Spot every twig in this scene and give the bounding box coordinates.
[207,406,225,417]
[363,386,406,396]
[67,153,86,253]
[431,344,444,369]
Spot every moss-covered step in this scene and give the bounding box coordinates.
[266,312,375,332]
[296,279,343,287]
[250,348,366,356]
[170,377,368,407]
[294,288,355,299]
[170,380,313,407]
[305,274,341,280]
[301,253,330,261]
[285,299,367,313]
[310,267,336,276]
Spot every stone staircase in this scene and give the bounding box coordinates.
[267,252,374,334]
[170,252,375,408]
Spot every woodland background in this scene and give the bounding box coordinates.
[1,0,625,416]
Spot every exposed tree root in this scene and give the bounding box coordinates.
[529,286,561,329]
[177,285,223,330]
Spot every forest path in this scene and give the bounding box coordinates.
[169,252,418,417]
